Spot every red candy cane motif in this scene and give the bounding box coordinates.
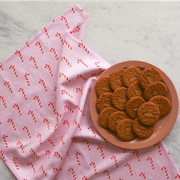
[97,146,105,159]
[133,150,140,161]
[48,139,55,146]
[55,32,64,44]
[53,168,60,173]
[61,89,73,98]
[77,74,86,81]
[75,152,81,165]
[4,81,13,93]
[54,123,58,131]
[44,27,49,38]
[29,56,38,69]
[37,133,42,144]
[175,174,180,179]
[61,16,69,29]
[40,166,47,176]
[95,61,104,73]
[9,65,18,77]
[15,50,24,62]
[82,175,87,180]
[78,107,85,116]
[63,40,72,50]
[54,151,63,160]
[70,26,80,34]
[22,126,31,138]
[103,170,111,180]
[64,105,74,113]
[125,163,133,176]
[146,157,155,170]
[48,102,61,117]
[13,103,22,116]
[27,162,36,173]
[28,110,36,123]
[45,150,51,159]
[0,63,3,70]
[0,96,7,108]
[39,79,47,91]
[66,150,69,157]
[0,150,6,162]
[154,143,162,155]
[77,124,81,131]
[33,95,42,108]
[13,157,19,170]
[24,73,30,86]
[43,118,50,130]
[29,148,39,158]
[78,42,89,53]
[111,155,119,168]
[139,172,147,180]
[44,64,53,76]
[26,41,29,47]
[16,141,24,153]
[7,118,16,131]
[2,135,8,148]
[59,72,70,82]
[88,126,96,137]
[68,167,76,180]
[60,136,65,145]
[77,59,88,67]
[76,88,83,95]
[161,166,169,179]
[35,41,44,54]
[71,7,75,13]
[54,87,57,92]
[50,48,58,60]
[18,88,27,100]
[83,139,91,150]
[63,120,70,128]
[61,56,72,67]
[89,162,97,174]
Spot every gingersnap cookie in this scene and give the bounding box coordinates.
[138,102,160,126]
[149,95,171,117]
[98,107,117,129]
[127,81,144,99]
[108,111,129,133]
[126,96,146,119]
[116,119,136,141]
[109,69,124,90]
[132,118,154,139]
[111,87,128,110]
[95,76,112,96]
[96,93,113,113]
[139,67,162,89]
[144,81,168,100]
[122,66,141,87]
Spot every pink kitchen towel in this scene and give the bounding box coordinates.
[0,4,179,180]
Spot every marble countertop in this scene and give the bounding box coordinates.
[0,1,179,179]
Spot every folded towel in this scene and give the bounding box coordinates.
[0,5,179,180]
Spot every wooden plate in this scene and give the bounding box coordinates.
[89,60,179,149]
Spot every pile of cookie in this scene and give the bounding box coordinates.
[95,66,171,141]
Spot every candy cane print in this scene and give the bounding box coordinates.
[61,16,69,29]
[48,102,61,117]
[70,26,80,34]
[44,27,49,38]
[29,56,38,69]
[26,41,29,47]
[154,142,162,155]
[45,150,50,159]
[13,157,19,170]
[7,118,16,131]
[89,162,97,174]
[175,174,180,179]
[50,48,58,60]
[146,157,155,170]
[0,96,7,108]
[4,81,13,93]
[29,148,39,158]
[59,72,70,82]
[0,63,3,70]
[43,118,50,130]
[75,152,81,165]
[133,150,140,161]
[68,167,77,180]
[77,59,88,67]
[83,139,91,150]
[76,87,83,95]
[63,120,70,128]
[27,162,36,173]
[15,50,24,62]
[161,166,169,179]
[61,56,72,67]
[78,42,89,53]
[2,135,8,148]
[48,139,55,146]
[139,172,147,180]
[82,175,88,180]
[22,126,31,138]
[111,155,119,168]
[24,73,30,86]
[13,103,22,116]
[88,126,96,137]
[16,141,24,153]
[54,151,63,160]
[0,150,6,163]
[39,79,47,91]
[40,166,47,176]
[63,40,72,50]
[35,41,44,54]
[97,146,105,159]
[77,74,86,81]
[37,133,42,144]
[44,64,53,76]
[61,89,73,98]
[28,110,36,123]
[64,105,74,113]
[71,7,75,13]
[103,170,111,180]
[9,65,18,77]
[125,163,133,176]
[78,106,85,116]
[18,88,27,100]
[33,95,42,108]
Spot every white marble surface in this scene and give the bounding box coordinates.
[0,1,180,179]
